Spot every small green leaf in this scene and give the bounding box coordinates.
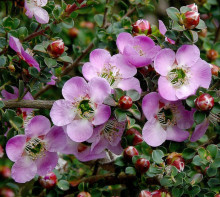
[194,111,206,124]
[33,45,46,53]
[114,108,127,122]
[172,21,184,31]
[44,58,57,68]
[57,180,70,191]
[114,88,125,101]
[180,6,191,13]
[165,30,177,41]
[207,167,217,177]
[62,18,74,29]
[103,95,116,106]
[196,19,206,30]
[186,95,197,108]
[0,100,5,109]
[166,7,180,22]
[0,37,7,48]
[128,104,141,119]
[210,158,220,168]
[5,85,14,94]
[18,27,28,39]
[207,144,218,159]
[58,56,73,64]
[126,89,140,101]
[152,150,164,164]
[115,156,125,166]
[94,14,104,27]
[28,67,39,77]
[211,103,220,114]
[198,147,207,159]
[125,167,136,175]
[182,148,196,160]
[172,187,184,197]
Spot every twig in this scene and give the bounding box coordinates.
[3,100,55,109]
[102,0,110,28]
[23,27,50,42]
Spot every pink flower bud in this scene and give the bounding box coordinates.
[195,93,214,111]
[47,40,65,58]
[132,19,151,35]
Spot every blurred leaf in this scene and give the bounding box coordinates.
[152,150,164,164]
[125,167,136,175]
[0,55,7,67]
[166,7,180,22]
[58,56,73,63]
[0,101,5,109]
[94,14,104,27]
[186,95,197,108]
[115,156,125,166]
[114,88,125,101]
[196,19,207,30]
[44,57,57,68]
[182,148,196,160]
[126,89,140,101]
[57,180,70,191]
[114,108,127,122]
[194,111,206,124]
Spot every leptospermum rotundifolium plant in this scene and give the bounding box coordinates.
[0,0,219,196]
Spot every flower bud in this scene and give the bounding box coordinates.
[118,96,133,110]
[207,49,218,61]
[139,190,152,197]
[182,11,200,29]
[38,172,57,189]
[215,194,220,197]
[0,188,15,197]
[151,189,171,197]
[132,19,151,35]
[187,3,198,12]
[0,145,4,158]
[0,166,11,179]
[126,128,143,146]
[8,64,15,72]
[210,64,219,76]
[123,146,139,162]
[69,28,79,38]
[166,152,185,172]
[195,93,214,111]
[77,192,92,197]
[135,158,150,174]
[47,40,65,58]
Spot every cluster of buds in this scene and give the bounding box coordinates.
[132,19,152,36]
[47,40,65,58]
[195,93,215,111]
[166,152,185,172]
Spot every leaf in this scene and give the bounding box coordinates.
[62,18,74,29]
[182,148,196,160]
[58,56,73,63]
[196,19,206,30]
[57,180,70,191]
[94,14,104,27]
[5,85,14,94]
[128,104,141,119]
[172,187,184,197]
[125,167,136,175]
[180,6,191,13]
[165,30,177,41]
[207,167,217,177]
[114,108,127,122]
[211,103,220,114]
[33,45,46,53]
[0,100,5,109]
[44,57,57,68]
[0,55,7,67]
[28,67,39,77]
[114,88,125,101]
[152,150,164,164]
[115,156,125,166]
[18,27,28,39]
[18,80,24,99]
[186,95,197,108]
[207,144,218,159]
[126,89,140,101]
[166,7,180,22]
[193,111,206,125]
[103,95,116,106]
[0,37,7,48]
[172,21,184,31]
[210,158,220,168]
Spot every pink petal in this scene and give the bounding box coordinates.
[191,119,209,142]
[116,32,133,53]
[166,126,189,142]
[82,62,99,81]
[44,126,67,152]
[154,48,175,76]
[117,77,142,94]
[21,49,40,71]
[89,49,111,69]
[1,86,19,100]
[142,92,160,120]
[62,77,88,102]
[133,35,155,53]
[50,99,76,126]
[67,119,93,142]
[159,20,167,35]
[9,36,22,53]
[158,76,178,101]
[11,156,37,183]
[88,77,111,104]
[6,135,26,162]
[92,104,111,126]
[142,119,167,147]
[35,151,58,176]
[34,7,49,24]
[176,45,200,67]
[25,115,51,137]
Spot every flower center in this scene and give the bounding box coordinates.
[77,99,95,119]
[167,68,187,88]
[25,138,45,160]
[100,64,122,87]
[133,45,145,56]
[156,104,177,129]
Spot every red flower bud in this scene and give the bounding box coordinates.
[0,145,4,158]
[187,3,198,12]
[135,158,150,174]
[195,93,214,111]
[215,194,220,197]
[69,28,79,38]
[0,188,15,197]
[132,19,151,35]
[210,64,219,76]
[151,189,171,197]
[118,96,133,110]
[166,152,185,172]
[123,146,139,162]
[207,49,218,61]
[126,128,143,146]
[183,11,200,29]
[0,166,11,179]
[77,192,92,197]
[39,172,57,189]
[139,190,152,197]
[47,40,65,58]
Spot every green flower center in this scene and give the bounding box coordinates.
[25,138,45,160]
[77,99,95,119]
[167,68,187,88]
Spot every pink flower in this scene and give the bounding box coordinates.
[50,77,111,142]
[82,49,141,93]
[1,86,33,118]
[25,0,49,24]
[116,32,160,68]
[158,20,175,45]
[9,36,40,71]
[187,3,198,12]
[6,116,66,183]
[142,92,194,147]
[154,45,211,101]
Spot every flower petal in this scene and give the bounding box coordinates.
[82,62,99,81]
[25,115,51,137]
[159,20,167,35]
[44,126,67,152]
[35,151,58,176]
[1,86,19,100]
[89,49,111,69]
[88,77,111,104]
[176,45,200,67]
[166,126,189,142]
[33,7,49,24]
[21,49,40,71]
[133,35,155,53]
[62,77,88,102]
[142,119,166,147]
[158,76,178,101]
[6,135,26,162]
[9,36,22,53]
[11,156,37,183]
[142,92,160,120]
[154,48,175,76]
[50,99,76,126]
[92,104,111,126]
[190,59,211,89]
[107,143,123,155]
[67,119,93,142]
[191,119,209,142]
[116,32,133,53]
[117,77,142,94]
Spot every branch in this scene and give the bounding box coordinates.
[23,27,50,42]
[3,100,55,109]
